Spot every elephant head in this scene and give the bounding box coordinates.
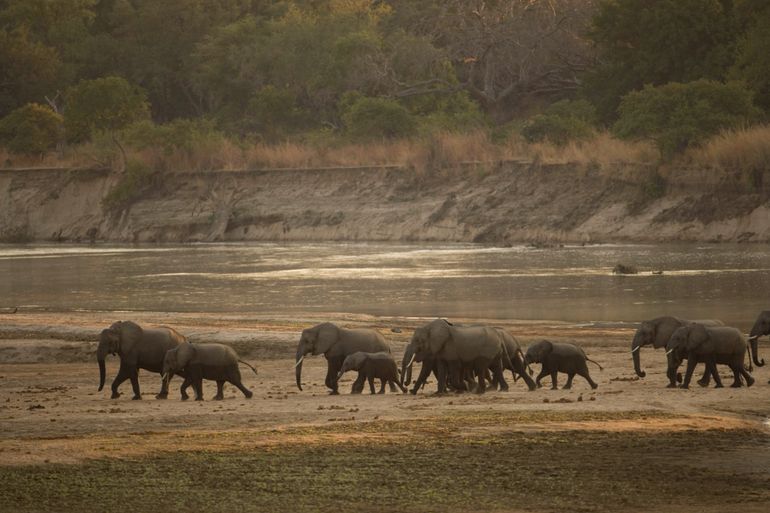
[524,340,552,366]
[748,311,768,367]
[295,322,340,391]
[162,342,196,380]
[631,316,684,378]
[411,319,452,356]
[336,352,367,381]
[400,339,428,386]
[96,321,143,391]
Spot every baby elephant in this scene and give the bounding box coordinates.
[163,342,257,400]
[524,340,602,390]
[337,352,407,394]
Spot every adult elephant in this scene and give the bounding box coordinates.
[409,319,509,394]
[747,310,768,369]
[631,316,723,378]
[493,328,536,391]
[666,324,754,388]
[97,321,187,400]
[295,322,391,394]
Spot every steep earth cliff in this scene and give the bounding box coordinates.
[1,161,769,244]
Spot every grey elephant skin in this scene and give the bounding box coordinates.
[409,319,510,394]
[97,320,187,400]
[631,316,723,379]
[524,340,601,390]
[163,342,256,400]
[337,352,406,394]
[748,311,768,374]
[666,324,754,389]
[295,322,391,394]
[494,328,537,391]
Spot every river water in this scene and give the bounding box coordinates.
[0,242,768,326]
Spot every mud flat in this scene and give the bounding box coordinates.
[1,312,769,512]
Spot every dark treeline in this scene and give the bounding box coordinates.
[0,0,768,155]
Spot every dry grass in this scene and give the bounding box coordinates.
[686,124,770,172]
[0,130,676,175]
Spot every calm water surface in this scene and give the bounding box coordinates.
[1,242,768,325]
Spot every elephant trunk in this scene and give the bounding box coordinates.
[295,347,305,391]
[631,338,646,378]
[97,340,108,391]
[749,336,765,367]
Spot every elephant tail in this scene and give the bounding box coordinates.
[238,360,258,376]
[586,357,603,371]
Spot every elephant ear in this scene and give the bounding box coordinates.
[427,319,451,354]
[177,343,197,369]
[653,317,681,347]
[686,324,709,351]
[116,321,144,354]
[314,323,339,355]
[540,340,554,357]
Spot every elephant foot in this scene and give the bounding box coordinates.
[131,395,142,400]
[155,393,168,400]
[244,390,253,399]
[590,383,598,390]
[696,379,709,388]
[195,397,204,401]
[350,389,362,395]
[746,376,755,387]
[213,395,224,401]
[730,382,742,388]
[110,392,121,399]
[562,385,572,390]
[409,388,418,395]
[180,394,189,401]
[328,390,339,396]
[666,383,677,389]
[714,383,724,388]
[527,386,536,392]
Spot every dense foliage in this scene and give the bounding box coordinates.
[0,0,767,154]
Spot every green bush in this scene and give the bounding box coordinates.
[123,119,225,154]
[613,80,759,158]
[521,100,597,146]
[0,103,63,155]
[341,96,417,139]
[101,159,156,212]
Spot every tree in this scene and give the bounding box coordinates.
[64,76,149,168]
[613,80,759,158]
[0,103,63,155]
[342,96,417,139]
[586,0,739,121]
[731,5,770,113]
[521,99,597,145]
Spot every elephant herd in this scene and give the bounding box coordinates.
[97,311,770,400]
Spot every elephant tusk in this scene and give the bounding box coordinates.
[406,353,416,369]
[161,372,169,382]
[630,346,641,354]
[665,348,674,355]
[748,335,758,341]
[294,356,304,368]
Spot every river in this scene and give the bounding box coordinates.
[0,242,768,326]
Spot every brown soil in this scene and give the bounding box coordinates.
[1,312,769,512]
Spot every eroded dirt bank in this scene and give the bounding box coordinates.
[2,162,769,244]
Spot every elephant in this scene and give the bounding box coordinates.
[295,322,391,394]
[493,328,537,391]
[523,340,601,390]
[162,342,257,400]
[409,319,510,394]
[748,311,768,373]
[666,324,754,389]
[97,320,187,400]
[631,316,724,382]
[336,352,407,394]
[400,338,445,394]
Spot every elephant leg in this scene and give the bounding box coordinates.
[325,357,344,395]
[550,369,558,390]
[681,357,698,389]
[729,365,743,387]
[378,378,386,394]
[564,373,574,389]
[128,366,141,400]
[156,372,171,399]
[394,378,407,393]
[187,365,203,400]
[388,379,397,393]
[436,361,448,394]
[696,367,711,387]
[351,372,365,394]
[180,378,190,401]
[228,368,253,398]
[737,364,754,387]
[214,381,225,400]
[368,375,376,394]
[666,365,679,388]
[705,361,722,388]
[490,359,508,392]
[581,371,598,390]
[473,362,486,394]
[512,356,537,391]
[110,362,133,399]
[535,367,548,388]
[410,363,432,395]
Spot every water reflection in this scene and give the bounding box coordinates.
[0,242,768,325]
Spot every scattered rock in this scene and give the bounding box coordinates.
[27,404,44,410]
[543,398,550,403]
[554,398,573,403]
[612,263,638,275]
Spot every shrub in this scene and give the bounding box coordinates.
[0,103,63,155]
[613,80,760,158]
[123,119,225,154]
[341,96,417,139]
[521,100,597,146]
[101,159,157,212]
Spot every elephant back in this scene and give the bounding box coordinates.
[191,343,240,366]
[339,328,391,356]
